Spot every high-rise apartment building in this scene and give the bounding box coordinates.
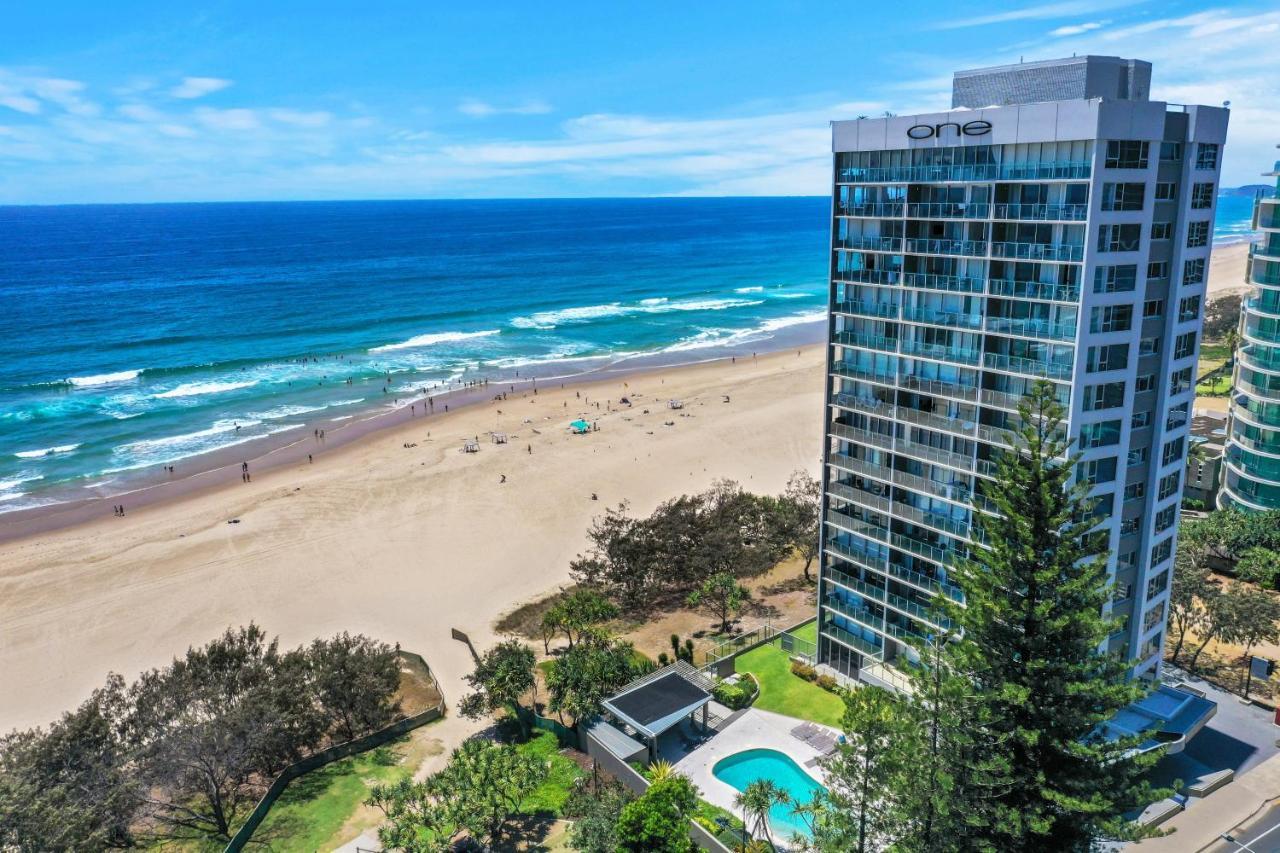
[1221,157,1280,510]
[816,56,1229,688]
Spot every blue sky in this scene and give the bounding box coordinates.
[1,1,1276,203]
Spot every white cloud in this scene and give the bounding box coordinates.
[194,107,259,131]
[458,98,552,117]
[170,77,232,99]
[268,108,333,128]
[1049,21,1106,37]
[936,0,1137,29]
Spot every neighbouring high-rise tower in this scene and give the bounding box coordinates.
[816,56,1229,688]
[1220,154,1280,511]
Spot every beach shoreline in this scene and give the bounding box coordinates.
[0,321,826,545]
[0,342,828,730]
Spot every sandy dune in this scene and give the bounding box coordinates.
[0,348,826,731]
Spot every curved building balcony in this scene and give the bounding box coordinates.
[1231,421,1280,457]
[1221,465,1280,511]
[1226,445,1280,485]
[1239,343,1280,375]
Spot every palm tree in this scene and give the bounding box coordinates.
[734,779,791,851]
[647,759,677,783]
[789,790,827,845]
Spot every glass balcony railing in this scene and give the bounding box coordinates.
[834,300,901,319]
[822,596,885,635]
[982,352,1074,379]
[885,560,964,603]
[1252,266,1280,287]
[1246,296,1280,318]
[835,236,903,252]
[890,530,967,569]
[990,242,1084,262]
[986,278,1080,303]
[904,238,988,257]
[894,405,977,437]
[1250,244,1280,264]
[833,330,899,351]
[826,535,888,572]
[1230,425,1280,456]
[834,268,902,285]
[898,339,982,365]
[829,421,895,451]
[836,202,904,218]
[826,508,889,541]
[984,316,1078,342]
[885,589,952,630]
[991,202,1088,221]
[836,161,1091,184]
[900,306,984,330]
[898,374,980,403]
[900,272,986,294]
[905,202,990,219]
[893,437,975,472]
[1240,344,1280,373]
[820,620,885,658]
[830,360,898,386]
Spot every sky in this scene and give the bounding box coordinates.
[0,1,1277,204]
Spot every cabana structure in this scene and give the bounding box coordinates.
[667,399,684,410]
[569,419,591,434]
[601,661,716,762]
[462,439,479,453]
[492,432,508,444]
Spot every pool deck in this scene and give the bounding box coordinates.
[672,707,835,838]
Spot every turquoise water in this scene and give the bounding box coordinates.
[712,747,826,840]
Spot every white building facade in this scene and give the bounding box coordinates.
[816,57,1229,687]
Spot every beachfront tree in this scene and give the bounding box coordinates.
[366,776,461,852]
[820,685,916,852]
[945,380,1169,850]
[541,588,619,650]
[777,469,822,580]
[687,571,752,634]
[545,632,643,723]
[570,501,660,610]
[0,676,138,851]
[615,775,699,853]
[307,632,402,741]
[564,777,634,853]
[1236,547,1280,590]
[458,639,537,737]
[735,778,790,851]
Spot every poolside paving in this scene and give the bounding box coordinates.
[671,707,834,839]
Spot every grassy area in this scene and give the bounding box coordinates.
[516,730,586,816]
[1196,374,1232,396]
[734,636,845,728]
[249,734,431,852]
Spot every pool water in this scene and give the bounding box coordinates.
[712,748,826,840]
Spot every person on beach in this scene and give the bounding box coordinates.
[527,444,532,454]
[308,454,313,463]
[500,474,506,483]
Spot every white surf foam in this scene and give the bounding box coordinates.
[154,380,258,399]
[0,473,43,492]
[68,369,141,387]
[250,404,327,420]
[734,286,765,293]
[511,297,763,330]
[116,419,262,455]
[14,444,80,459]
[369,329,501,353]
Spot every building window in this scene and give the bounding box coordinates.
[1084,381,1126,411]
[1144,600,1167,632]
[1124,482,1146,501]
[1093,264,1137,293]
[1179,295,1201,323]
[1154,182,1176,201]
[1195,143,1219,170]
[1131,413,1151,430]
[1148,261,1169,279]
[1183,258,1206,285]
[1157,471,1181,501]
[1155,505,1176,533]
[1143,299,1164,318]
[1081,420,1122,449]
[1191,182,1215,209]
[1187,220,1210,248]
[1121,517,1141,535]
[1080,456,1118,485]
[1140,631,1163,661]
[1091,304,1134,333]
[1159,142,1182,162]
[1162,437,1186,467]
[1135,373,1156,393]
[1139,337,1160,357]
[1147,569,1170,599]
[1151,221,1172,240]
[1105,140,1150,169]
[1174,331,1197,360]
[1170,366,1193,395]
[1167,402,1189,430]
[1102,182,1147,211]
[1086,343,1130,373]
[1151,535,1174,567]
[1098,224,1141,252]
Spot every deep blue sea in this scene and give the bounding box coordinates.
[0,195,1258,513]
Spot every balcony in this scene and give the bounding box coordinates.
[835,161,1090,184]
[834,268,901,285]
[991,202,1088,221]
[829,420,895,451]
[904,238,988,257]
[900,306,984,330]
[898,373,980,403]
[832,331,899,352]
[836,202,905,218]
[984,316,1078,342]
[834,300,901,320]
[986,278,1080,303]
[820,620,885,659]
[982,352,1074,380]
[826,508,888,541]
[822,596,886,637]
[835,236,904,252]
[825,535,888,573]
[997,161,1091,181]
[905,202,990,219]
[900,272,985,294]
[898,339,982,366]
[885,560,965,603]
[890,530,965,569]
[830,360,898,386]
[894,405,977,438]
[990,242,1084,262]
[885,588,952,630]
[893,436,975,472]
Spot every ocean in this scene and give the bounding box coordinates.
[0,195,1258,513]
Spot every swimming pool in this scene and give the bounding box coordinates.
[712,748,826,840]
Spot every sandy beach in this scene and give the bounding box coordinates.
[1208,239,1250,299]
[0,347,827,731]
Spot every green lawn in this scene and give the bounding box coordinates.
[734,634,845,729]
[516,730,586,816]
[249,736,425,851]
[1196,375,1232,396]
